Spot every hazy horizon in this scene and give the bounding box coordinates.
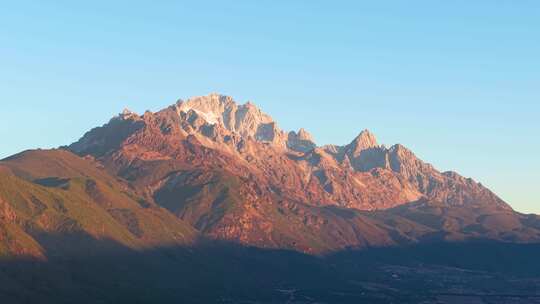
[1,1,538,214]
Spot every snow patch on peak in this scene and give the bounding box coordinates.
[176,102,220,125]
[184,108,218,125]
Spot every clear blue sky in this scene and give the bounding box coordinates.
[1,1,538,213]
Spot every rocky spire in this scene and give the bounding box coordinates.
[287,128,316,152]
[297,128,314,142]
[346,129,378,157]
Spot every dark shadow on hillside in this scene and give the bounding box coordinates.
[2,231,540,304]
[33,177,70,189]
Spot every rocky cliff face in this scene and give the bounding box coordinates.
[175,94,288,148]
[56,93,531,253]
[287,128,316,152]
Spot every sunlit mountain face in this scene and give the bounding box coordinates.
[1,94,539,303]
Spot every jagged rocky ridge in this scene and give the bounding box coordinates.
[50,93,537,254]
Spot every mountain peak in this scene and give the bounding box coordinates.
[119,108,139,120]
[297,128,314,141]
[173,94,287,147]
[287,128,316,152]
[355,129,377,145]
[346,129,378,157]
